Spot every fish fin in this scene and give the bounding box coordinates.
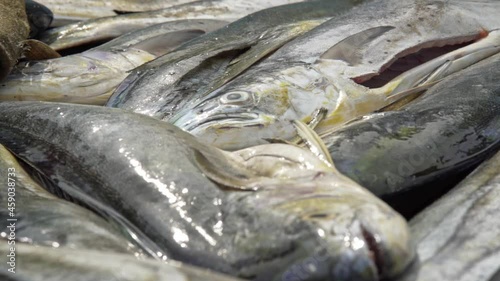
[130,29,206,57]
[384,79,443,105]
[193,150,260,191]
[319,26,395,65]
[22,39,61,60]
[293,120,334,167]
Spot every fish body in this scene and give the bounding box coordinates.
[0,102,413,280]
[25,0,53,39]
[39,0,306,51]
[0,20,227,105]
[397,150,500,281]
[107,0,367,117]
[0,242,244,281]
[320,53,500,215]
[170,0,500,150]
[0,0,30,80]
[0,144,146,256]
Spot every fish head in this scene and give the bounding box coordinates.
[171,74,326,150]
[227,175,414,281]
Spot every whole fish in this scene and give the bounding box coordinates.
[39,0,306,51]
[107,0,367,117]
[0,144,146,257]
[170,0,500,150]
[0,242,243,281]
[397,150,500,281]
[0,102,413,281]
[319,52,500,216]
[0,0,29,80]
[36,0,214,20]
[25,0,53,39]
[0,19,227,105]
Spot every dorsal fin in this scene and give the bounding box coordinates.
[319,26,395,65]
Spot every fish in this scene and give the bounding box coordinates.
[318,52,500,217]
[0,101,414,281]
[25,0,53,39]
[0,19,227,105]
[35,0,219,20]
[0,144,147,257]
[170,0,500,150]
[396,150,500,281]
[0,241,244,281]
[38,0,306,51]
[106,0,367,118]
[0,0,30,80]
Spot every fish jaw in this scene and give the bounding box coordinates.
[230,174,414,281]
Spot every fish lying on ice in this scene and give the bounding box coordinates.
[318,52,500,217]
[0,241,244,281]
[39,0,307,51]
[24,0,53,39]
[106,0,367,117]
[170,0,500,150]
[396,150,500,281]
[0,0,30,80]
[0,19,227,105]
[0,101,414,281]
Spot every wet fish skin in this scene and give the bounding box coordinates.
[171,0,500,150]
[107,0,366,119]
[0,144,146,257]
[0,20,227,105]
[396,150,500,281]
[0,102,413,280]
[25,0,53,39]
[39,0,305,51]
[0,242,244,281]
[319,53,500,210]
[0,0,30,80]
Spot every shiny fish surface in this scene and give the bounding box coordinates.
[0,0,29,80]
[0,241,244,281]
[0,144,146,257]
[170,0,500,150]
[0,102,413,281]
[319,52,500,213]
[397,150,500,281]
[0,19,227,105]
[107,0,366,118]
[39,0,306,51]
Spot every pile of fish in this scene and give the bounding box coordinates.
[0,0,498,280]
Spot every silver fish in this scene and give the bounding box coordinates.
[106,0,366,118]
[39,0,306,51]
[0,19,227,105]
[0,101,413,280]
[171,0,500,150]
[397,150,500,281]
[0,241,244,281]
[0,144,146,257]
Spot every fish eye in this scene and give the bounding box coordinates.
[220,91,251,105]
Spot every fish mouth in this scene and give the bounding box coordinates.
[360,224,384,278]
[174,111,272,132]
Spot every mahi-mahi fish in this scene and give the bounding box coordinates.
[0,0,29,80]
[318,52,500,217]
[106,0,368,116]
[0,102,413,281]
[0,19,227,105]
[39,0,306,51]
[0,144,146,257]
[396,150,500,281]
[0,241,244,281]
[170,0,500,150]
